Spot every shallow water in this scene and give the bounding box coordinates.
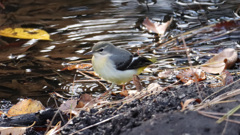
[0,0,239,106]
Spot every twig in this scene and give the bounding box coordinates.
[217,104,240,124]
[187,27,239,46]
[74,79,104,83]
[198,111,240,124]
[198,111,240,117]
[221,116,229,135]
[78,70,108,90]
[202,78,240,103]
[181,34,202,100]
[195,89,240,111]
[44,96,66,135]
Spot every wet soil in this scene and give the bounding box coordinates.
[61,76,240,135]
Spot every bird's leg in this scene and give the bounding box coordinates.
[121,85,125,91]
[100,83,115,97]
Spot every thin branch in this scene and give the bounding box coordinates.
[78,70,108,90]
[202,79,240,103]
[198,111,240,124]
[181,34,202,100]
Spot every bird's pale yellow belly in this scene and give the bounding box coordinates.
[92,55,139,85]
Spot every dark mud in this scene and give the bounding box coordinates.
[61,76,240,135]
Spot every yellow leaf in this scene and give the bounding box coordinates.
[7,99,45,117]
[0,28,50,40]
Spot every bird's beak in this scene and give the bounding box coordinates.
[84,51,94,55]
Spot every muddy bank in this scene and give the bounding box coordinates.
[61,76,240,135]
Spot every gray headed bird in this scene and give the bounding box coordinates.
[86,42,153,90]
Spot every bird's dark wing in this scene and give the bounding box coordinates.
[111,50,153,70]
[110,49,133,71]
[125,55,153,70]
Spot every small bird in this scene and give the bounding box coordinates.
[85,42,153,90]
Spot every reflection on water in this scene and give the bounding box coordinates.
[0,0,239,105]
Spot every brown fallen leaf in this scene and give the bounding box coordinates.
[158,70,174,79]
[59,99,77,113]
[214,20,240,31]
[0,2,5,9]
[7,99,45,117]
[76,101,85,108]
[61,63,92,71]
[201,48,238,74]
[128,90,139,97]
[76,94,93,108]
[221,70,234,85]
[176,68,206,85]
[143,17,172,36]
[119,90,129,97]
[181,98,197,111]
[147,83,163,94]
[133,75,142,91]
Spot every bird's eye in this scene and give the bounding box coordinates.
[98,49,104,52]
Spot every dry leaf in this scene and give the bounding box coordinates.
[0,28,50,40]
[119,90,129,97]
[214,20,240,31]
[80,93,92,102]
[143,17,172,36]
[59,99,77,113]
[0,110,4,117]
[0,2,5,9]
[76,94,93,108]
[181,98,196,111]
[133,75,142,91]
[7,99,45,117]
[128,90,139,97]
[201,48,237,74]
[46,121,61,135]
[147,83,162,94]
[0,127,28,135]
[76,101,85,108]
[158,70,174,79]
[176,68,206,85]
[221,70,234,85]
[61,63,92,71]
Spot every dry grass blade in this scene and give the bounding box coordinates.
[202,79,240,103]
[198,111,240,117]
[181,98,196,111]
[198,111,240,124]
[77,70,107,91]
[195,88,240,111]
[216,104,240,124]
[158,18,240,49]
[181,34,202,99]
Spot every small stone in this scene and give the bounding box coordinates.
[178,94,186,99]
